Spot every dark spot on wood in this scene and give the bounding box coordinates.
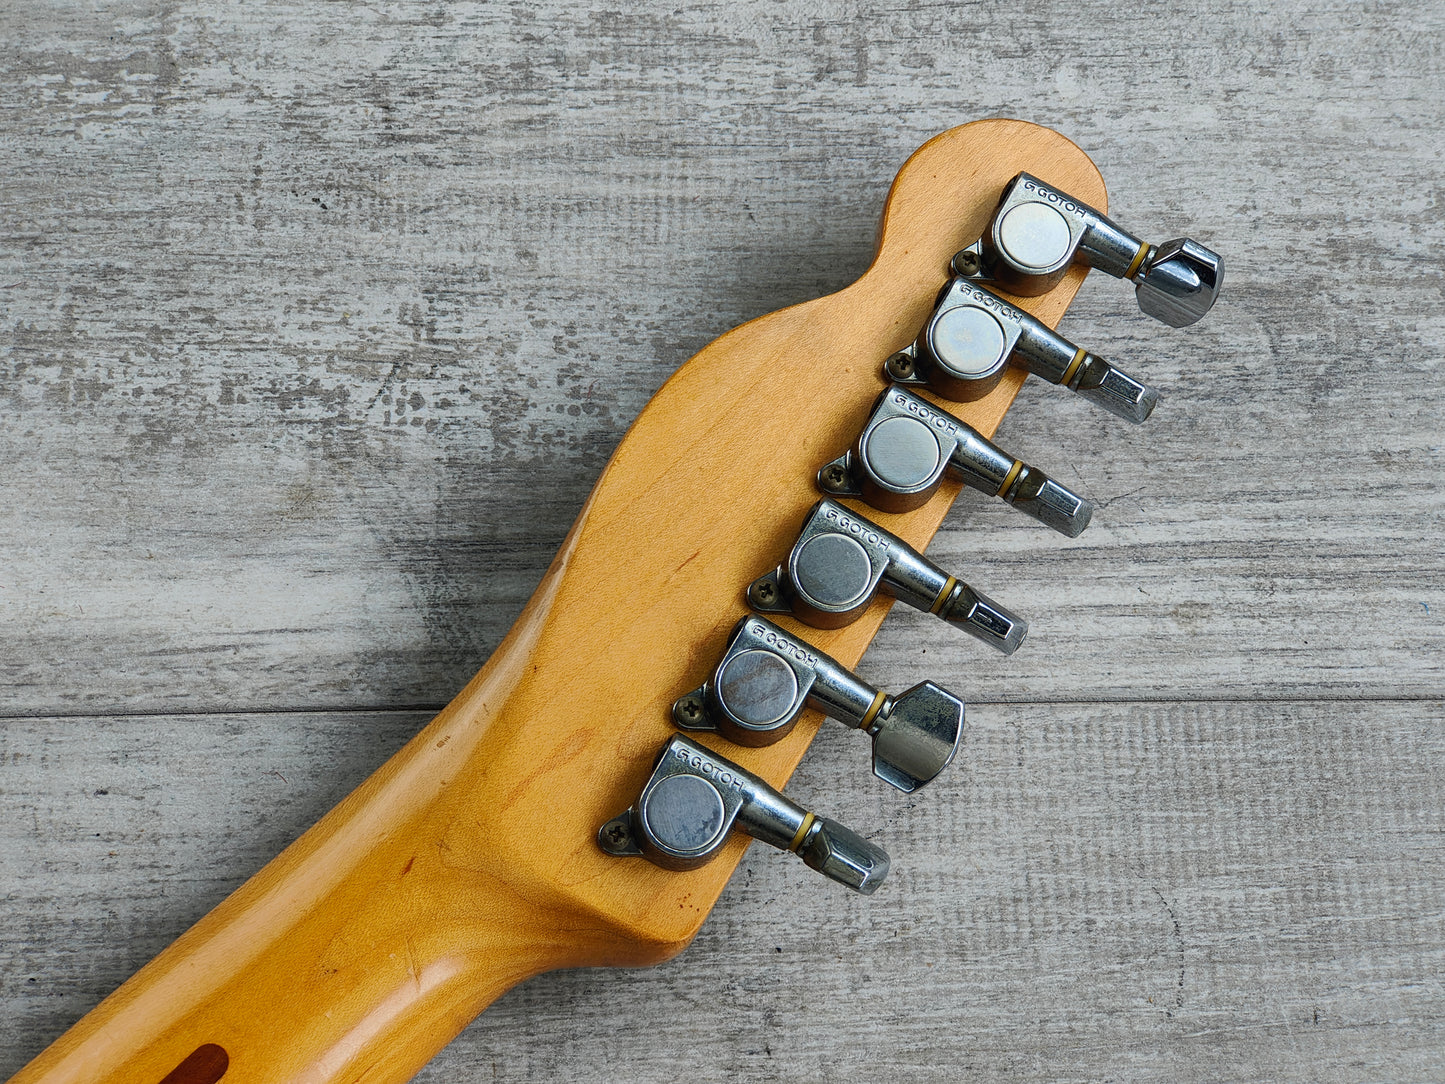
[159,1042,229,1084]
[402,856,415,876]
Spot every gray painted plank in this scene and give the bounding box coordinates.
[1,0,1441,716]
[2,700,1442,1081]
[2,0,1443,1080]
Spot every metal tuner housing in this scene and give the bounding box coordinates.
[598,735,890,894]
[956,171,1222,327]
[673,616,965,793]
[818,385,1094,537]
[886,276,1159,423]
[748,498,1026,654]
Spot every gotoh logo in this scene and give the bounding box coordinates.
[891,392,958,438]
[951,281,1018,323]
[1020,177,1088,221]
[673,746,745,792]
[822,505,890,551]
[747,621,818,666]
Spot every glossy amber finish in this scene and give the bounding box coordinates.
[15,119,1105,1084]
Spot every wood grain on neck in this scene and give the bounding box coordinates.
[13,119,1104,1084]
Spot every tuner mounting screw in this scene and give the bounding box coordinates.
[821,463,849,490]
[674,694,705,726]
[603,822,629,847]
[952,249,982,277]
[884,352,916,380]
[749,578,778,606]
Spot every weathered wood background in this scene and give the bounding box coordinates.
[2,1,1441,1080]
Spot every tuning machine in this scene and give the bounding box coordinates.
[748,498,1025,654]
[599,735,890,893]
[885,277,1159,423]
[674,616,965,793]
[955,171,1222,327]
[819,386,1093,537]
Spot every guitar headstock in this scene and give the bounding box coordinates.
[454,118,1110,956]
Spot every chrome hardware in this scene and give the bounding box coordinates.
[955,171,1222,327]
[673,617,965,793]
[598,735,890,893]
[819,386,1093,537]
[885,277,1159,423]
[748,498,1026,654]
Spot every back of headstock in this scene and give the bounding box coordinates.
[552,118,1106,925]
[17,119,1196,1084]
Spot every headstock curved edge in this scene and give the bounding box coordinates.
[13,119,1105,1084]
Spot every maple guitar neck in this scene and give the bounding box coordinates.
[13,120,1105,1084]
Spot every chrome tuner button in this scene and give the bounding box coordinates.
[599,735,890,893]
[673,617,965,793]
[794,531,873,610]
[1134,237,1223,328]
[640,773,727,859]
[748,499,1026,654]
[895,277,1160,422]
[996,200,1073,271]
[926,304,1010,382]
[959,171,1222,326]
[821,386,1094,536]
[862,414,943,491]
[715,648,799,728]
